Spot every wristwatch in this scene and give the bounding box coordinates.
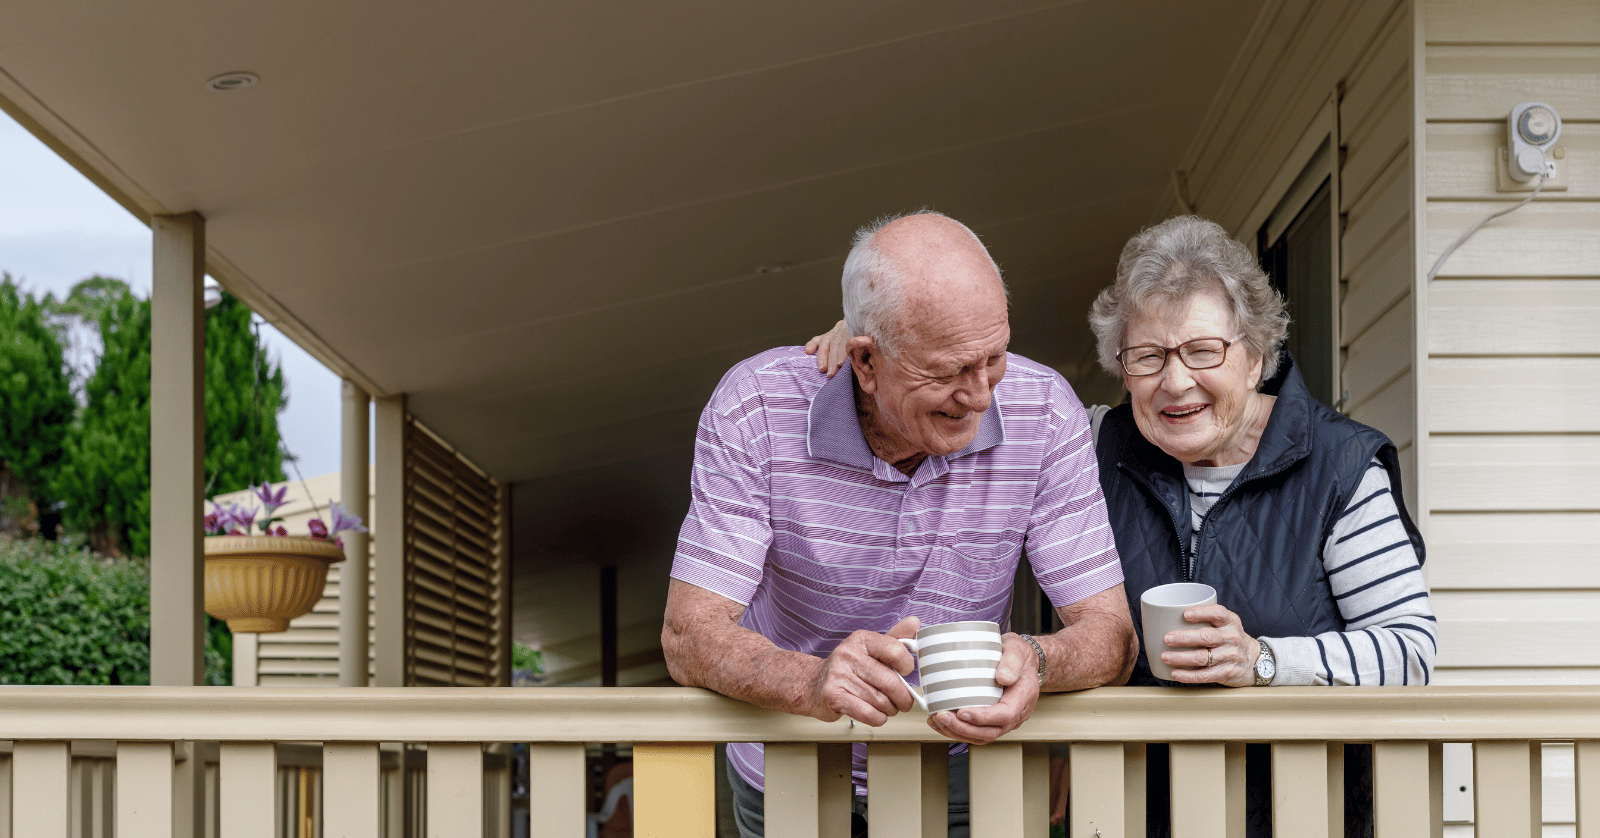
[1253,638,1276,686]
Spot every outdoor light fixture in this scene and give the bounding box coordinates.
[206,72,259,93]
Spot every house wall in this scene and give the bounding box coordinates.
[1419,0,1600,690]
[1160,0,1422,512]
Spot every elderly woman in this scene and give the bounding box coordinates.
[806,215,1434,836]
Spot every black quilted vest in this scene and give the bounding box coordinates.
[1096,351,1424,688]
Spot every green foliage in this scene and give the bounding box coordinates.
[51,286,286,556]
[0,536,149,684]
[54,291,151,556]
[512,641,544,674]
[0,274,76,513]
[204,293,286,496]
[0,537,232,685]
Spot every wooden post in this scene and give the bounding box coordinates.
[635,743,717,838]
[373,394,407,687]
[340,379,372,687]
[150,211,205,688]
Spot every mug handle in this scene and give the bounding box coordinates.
[896,637,929,712]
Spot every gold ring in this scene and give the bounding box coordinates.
[1204,648,1214,668]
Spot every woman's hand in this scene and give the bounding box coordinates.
[1161,604,1262,688]
[803,319,850,377]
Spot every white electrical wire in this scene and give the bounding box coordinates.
[1427,172,1545,281]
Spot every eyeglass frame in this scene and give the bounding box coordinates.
[1116,336,1241,377]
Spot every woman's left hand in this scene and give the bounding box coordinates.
[1162,604,1261,688]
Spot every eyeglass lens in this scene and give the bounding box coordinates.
[1120,338,1229,375]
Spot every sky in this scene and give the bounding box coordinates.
[0,112,345,481]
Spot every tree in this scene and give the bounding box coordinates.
[55,291,151,555]
[54,287,288,556]
[204,293,286,496]
[0,274,77,535]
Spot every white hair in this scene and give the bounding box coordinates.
[1089,215,1289,386]
[840,210,1001,357]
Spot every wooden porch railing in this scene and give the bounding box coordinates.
[0,685,1596,837]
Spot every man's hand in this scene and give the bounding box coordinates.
[925,632,1041,745]
[806,616,922,725]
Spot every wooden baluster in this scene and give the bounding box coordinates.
[90,759,115,838]
[1373,742,1431,837]
[868,742,926,837]
[1325,744,1345,838]
[1270,742,1329,838]
[1576,741,1598,838]
[324,743,381,838]
[524,744,585,837]
[1169,742,1227,838]
[0,750,11,838]
[427,743,484,838]
[15,742,70,837]
[969,742,1025,838]
[1071,741,1127,837]
[1023,743,1050,838]
[1474,741,1540,838]
[219,743,276,838]
[70,756,88,838]
[115,742,173,838]
[1125,743,1148,836]
[636,742,722,838]
[762,742,851,838]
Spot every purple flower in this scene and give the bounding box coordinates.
[271,524,288,537]
[208,501,236,534]
[252,482,290,516]
[307,519,329,540]
[230,503,259,532]
[327,503,367,537]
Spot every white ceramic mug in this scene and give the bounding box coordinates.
[893,620,1005,713]
[1139,582,1218,681]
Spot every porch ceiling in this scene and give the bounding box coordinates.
[1,1,1266,658]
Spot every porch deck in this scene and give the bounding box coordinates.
[2,685,1596,837]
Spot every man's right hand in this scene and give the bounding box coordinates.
[805,616,921,725]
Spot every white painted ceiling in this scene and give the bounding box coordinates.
[1,0,1268,679]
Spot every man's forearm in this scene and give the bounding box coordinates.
[1036,603,1138,692]
[662,581,826,717]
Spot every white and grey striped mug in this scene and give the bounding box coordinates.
[895,620,1005,713]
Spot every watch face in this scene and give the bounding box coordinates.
[1257,655,1275,679]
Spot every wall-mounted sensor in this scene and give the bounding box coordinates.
[1507,102,1561,182]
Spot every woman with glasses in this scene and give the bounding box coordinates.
[807,215,1432,836]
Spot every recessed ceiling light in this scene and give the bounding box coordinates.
[206,72,259,93]
[757,262,791,275]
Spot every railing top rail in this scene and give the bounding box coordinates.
[0,685,1595,743]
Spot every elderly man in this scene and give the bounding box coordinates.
[662,211,1136,837]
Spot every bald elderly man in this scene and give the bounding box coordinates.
[662,211,1136,837]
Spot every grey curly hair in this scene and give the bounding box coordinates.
[1088,215,1289,387]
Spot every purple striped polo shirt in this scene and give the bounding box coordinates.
[671,347,1121,792]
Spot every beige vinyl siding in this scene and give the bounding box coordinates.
[1421,0,1600,697]
[1341,6,1420,506]
[1161,0,1421,504]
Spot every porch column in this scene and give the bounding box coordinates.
[340,379,372,687]
[373,394,407,687]
[150,212,205,687]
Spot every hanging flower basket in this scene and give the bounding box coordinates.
[203,535,345,633]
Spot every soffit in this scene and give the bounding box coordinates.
[0,0,1265,483]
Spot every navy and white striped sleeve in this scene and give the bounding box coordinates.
[1264,458,1436,686]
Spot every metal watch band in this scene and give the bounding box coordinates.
[1018,634,1048,683]
[1254,638,1276,687]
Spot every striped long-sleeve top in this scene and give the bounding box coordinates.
[1183,456,1436,685]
